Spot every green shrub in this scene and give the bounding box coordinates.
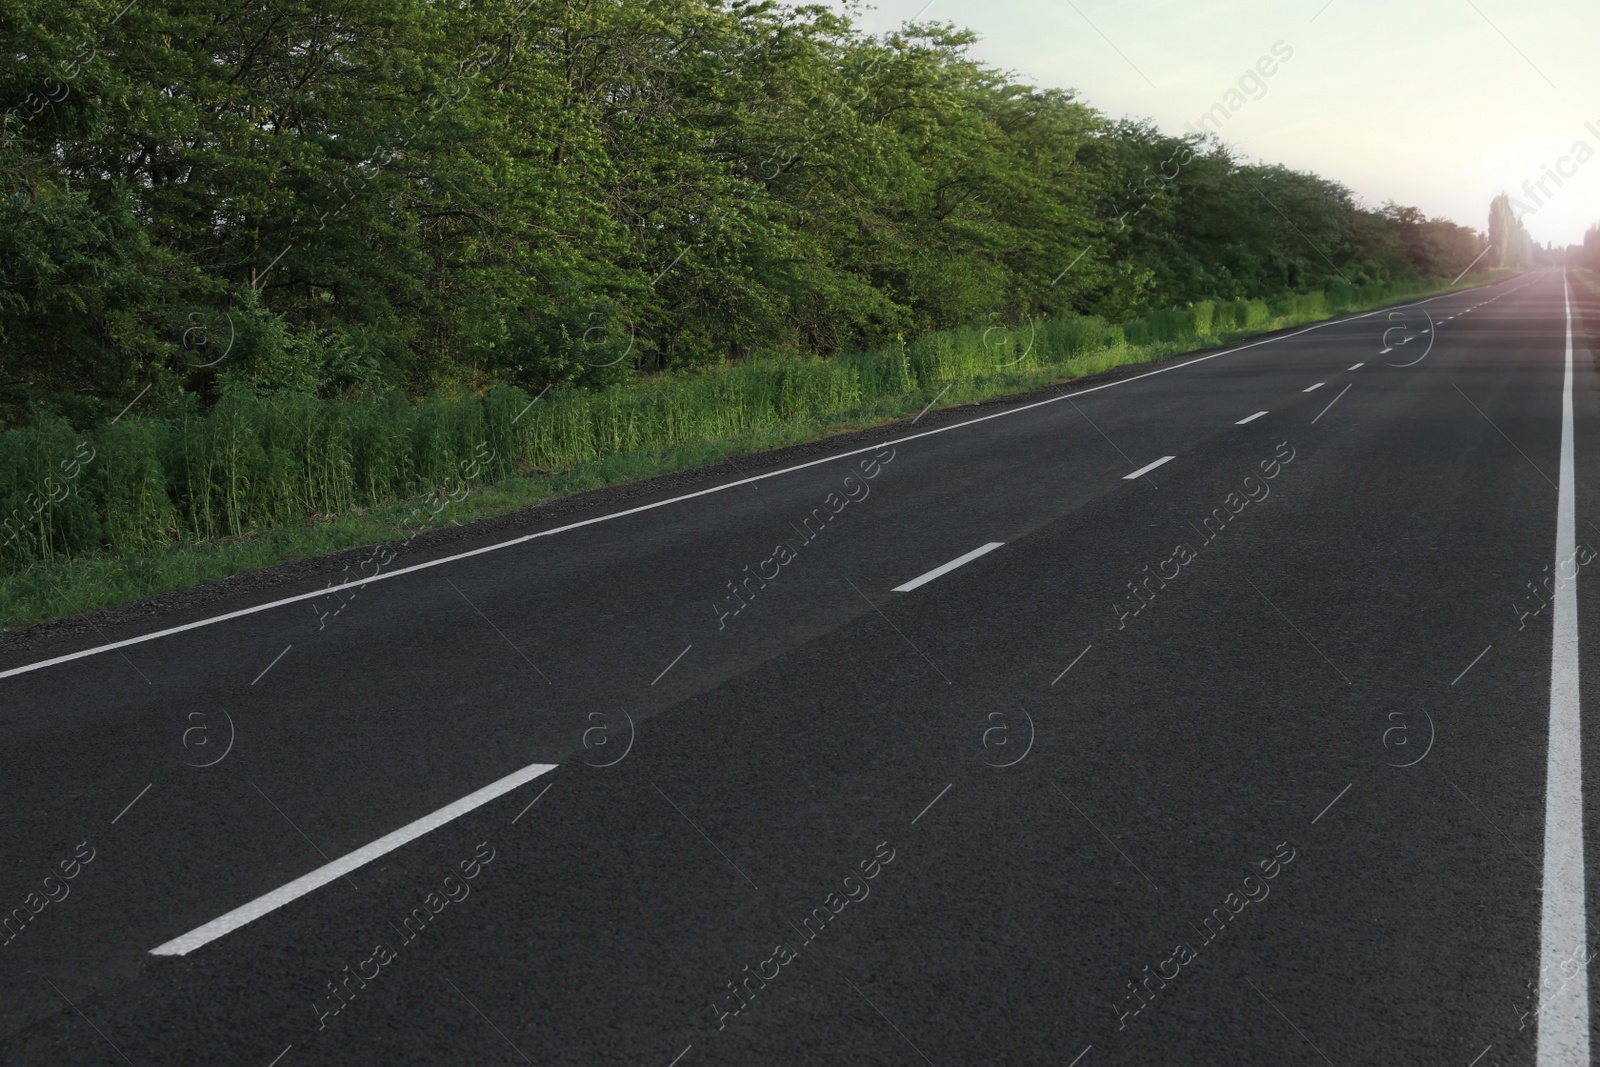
[94,418,178,551]
[0,416,103,569]
[1123,307,1194,346]
[0,275,1463,583]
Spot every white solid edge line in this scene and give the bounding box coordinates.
[1537,270,1588,1066]
[149,761,558,956]
[1302,382,1325,392]
[1123,455,1176,480]
[892,542,1005,593]
[1235,411,1268,425]
[0,279,1513,682]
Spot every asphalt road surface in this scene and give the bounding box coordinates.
[2,268,1597,1066]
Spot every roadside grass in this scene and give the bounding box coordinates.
[0,270,1516,630]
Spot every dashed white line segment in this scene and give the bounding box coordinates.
[892,542,1005,592]
[1123,456,1175,480]
[149,761,557,956]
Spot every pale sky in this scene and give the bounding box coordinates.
[824,0,1600,247]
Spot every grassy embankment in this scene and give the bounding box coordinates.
[0,273,1516,629]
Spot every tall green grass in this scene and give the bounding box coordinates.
[0,272,1508,621]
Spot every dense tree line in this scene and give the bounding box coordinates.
[1488,193,1535,269]
[1572,224,1600,272]
[0,0,1486,426]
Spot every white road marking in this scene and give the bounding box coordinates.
[1386,309,1438,368]
[893,542,1005,592]
[1537,271,1588,1066]
[1302,382,1324,392]
[0,283,1512,682]
[1235,411,1268,425]
[1348,362,1365,370]
[1123,455,1175,480]
[149,761,557,956]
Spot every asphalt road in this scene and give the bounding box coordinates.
[1,268,1596,1066]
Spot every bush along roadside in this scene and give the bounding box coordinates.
[0,271,1515,629]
